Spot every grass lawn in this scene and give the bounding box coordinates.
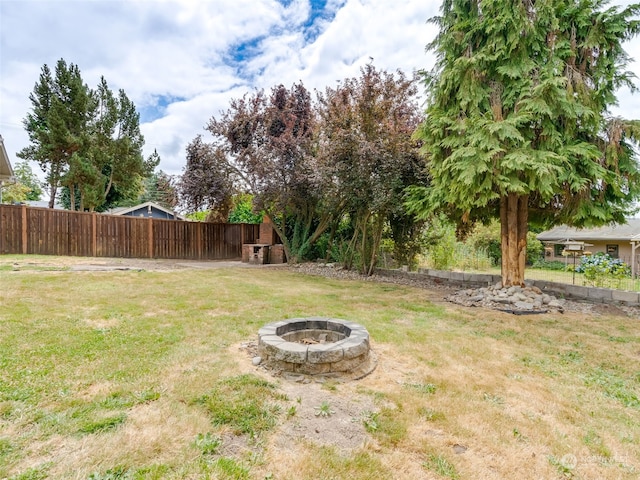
[1,255,639,479]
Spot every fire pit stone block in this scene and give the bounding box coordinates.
[257,317,371,375]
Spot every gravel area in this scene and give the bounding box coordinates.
[282,262,459,291]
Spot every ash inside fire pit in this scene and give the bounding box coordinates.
[281,326,346,344]
[258,317,376,378]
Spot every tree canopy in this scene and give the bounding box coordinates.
[138,166,179,210]
[180,66,425,271]
[2,160,43,203]
[408,0,640,286]
[316,64,426,273]
[19,59,156,211]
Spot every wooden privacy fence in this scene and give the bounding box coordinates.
[0,204,260,260]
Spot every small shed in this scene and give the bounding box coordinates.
[108,201,185,220]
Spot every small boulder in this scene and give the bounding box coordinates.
[548,299,565,308]
[514,301,535,310]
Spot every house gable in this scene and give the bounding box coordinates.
[108,201,184,220]
[0,135,15,182]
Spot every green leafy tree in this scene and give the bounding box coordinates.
[408,0,640,286]
[0,182,30,204]
[11,160,43,201]
[227,194,263,224]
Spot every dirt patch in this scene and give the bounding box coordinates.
[273,381,374,453]
[1,256,258,272]
[589,302,631,317]
[231,342,376,453]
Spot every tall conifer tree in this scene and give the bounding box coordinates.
[20,60,154,211]
[19,59,92,207]
[409,0,640,286]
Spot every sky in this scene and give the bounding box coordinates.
[1,0,640,188]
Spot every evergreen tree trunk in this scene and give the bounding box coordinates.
[500,193,528,287]
[48,183,57,209]
[69,186,76,211]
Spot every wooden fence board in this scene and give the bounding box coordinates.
[0,205,22,254]
[0,204,260,261]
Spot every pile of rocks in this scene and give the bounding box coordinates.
[446,284,566,314]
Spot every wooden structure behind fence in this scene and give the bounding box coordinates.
[0,204,260,260]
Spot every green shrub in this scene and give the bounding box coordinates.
[530,259,567,271]
[466,220,501,265]
[420,235,493,271]
[575,253,630,287]
[526,232,544,265]
[227,194,263,224]
[185,211,209,222]
[465,220,544,266]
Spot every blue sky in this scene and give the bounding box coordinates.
[1,0,639,184]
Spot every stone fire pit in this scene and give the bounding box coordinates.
[258,317,375,377]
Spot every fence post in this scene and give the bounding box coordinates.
[21,204,27,254]
[196,222,202,260]
[148,216,154,258]
[92,212,97,257]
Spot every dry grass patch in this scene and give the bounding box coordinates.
[0,255,639,479]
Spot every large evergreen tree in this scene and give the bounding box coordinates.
[19,59,93,208]
[20,60,154,211]
[408,0,640,286]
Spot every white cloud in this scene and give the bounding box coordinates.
[0,0,439,183]
[1,0,639,196]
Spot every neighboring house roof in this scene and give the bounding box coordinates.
[0,135,15,182]
[537,219,640,242]
[107,201,185,220]
[25,200,64,209]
